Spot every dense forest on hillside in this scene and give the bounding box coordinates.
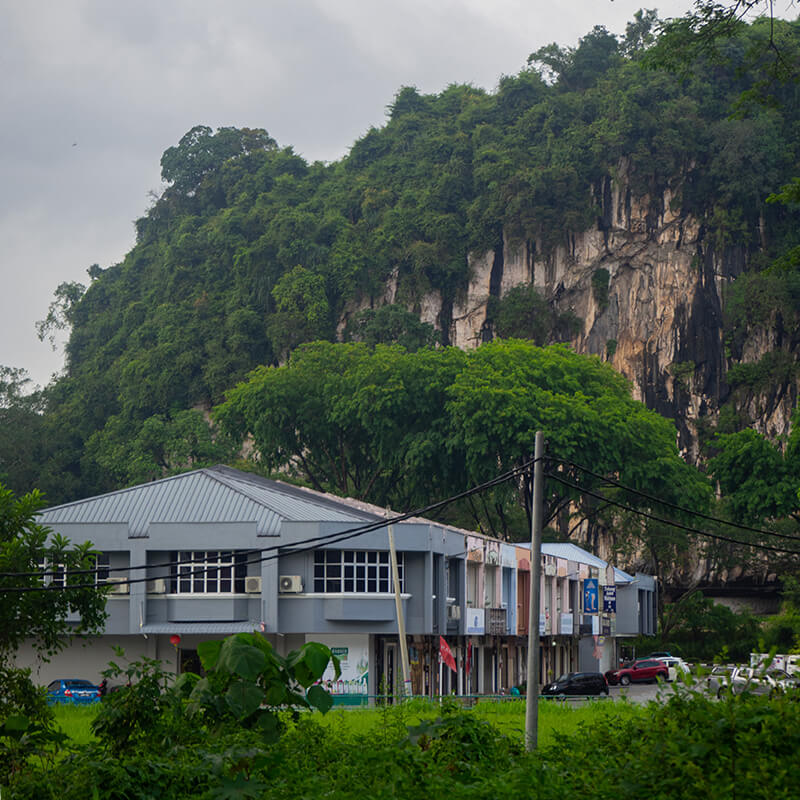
[3,11,800,588]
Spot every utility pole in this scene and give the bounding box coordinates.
[525,431,544,751]
[388,524,412,697]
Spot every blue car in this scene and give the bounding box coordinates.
[46,678,102,704]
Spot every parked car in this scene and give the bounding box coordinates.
[706,664,736,695]
[606,659,668,686]
[658,656,691,682]
[721,667,800,697]
[542,672,609,696]
[46,678,102,704]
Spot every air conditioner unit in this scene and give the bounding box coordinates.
[106,576,129,595]
[147,578,167,594]
[544,564,557,577]
[447,605,461,621]
[279,575,303,593]
[245,576,262,594]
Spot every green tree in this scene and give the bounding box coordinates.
[85,409,238,487]
[708,427,800,523]
[216,340,710,540]
[0,484,107,665]
[160,125,277,197]
[344,304,438,351]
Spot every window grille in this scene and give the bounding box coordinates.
[313,550,404,593]
[170,551,247,594]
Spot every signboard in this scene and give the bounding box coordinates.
[583,578,599,613]
[307,634,369,695]
[466,608,485,635]
[539,613,546,636]
[603,585,617,613]
[560,612,574,635]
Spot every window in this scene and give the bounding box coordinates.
[39,552,111,586]
[94,553,110,585]
[38,559,66,587]
[170,551,247,594]
[313,550,404,593]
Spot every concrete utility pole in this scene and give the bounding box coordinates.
[388,525,413,697]
[525,431,544,751]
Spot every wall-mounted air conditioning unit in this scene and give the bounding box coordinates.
[245,576,262,594]
[544,564,557,577]
[146,578,167,594]
[106,576,129,595]
[447,605,461,621]
[279,575,303,593]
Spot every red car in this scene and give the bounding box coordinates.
[606,658,668,686]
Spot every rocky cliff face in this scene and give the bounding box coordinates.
[428,166,768,462]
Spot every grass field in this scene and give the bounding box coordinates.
[52,694,644,749]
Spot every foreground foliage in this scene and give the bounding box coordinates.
[8,685,800,799]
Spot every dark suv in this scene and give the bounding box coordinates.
[542,672,609,696]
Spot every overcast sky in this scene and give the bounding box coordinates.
[1,0,697,389]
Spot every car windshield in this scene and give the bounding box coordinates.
[554,674,572,683]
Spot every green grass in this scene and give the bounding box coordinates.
[51,703,100,745]
[315,695,644,748]
[53,694,645,751]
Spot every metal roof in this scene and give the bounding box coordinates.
[39,466,375,537]
[540,542,608,569]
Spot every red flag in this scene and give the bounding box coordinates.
[466,640,472,674]
[439,636,457,673]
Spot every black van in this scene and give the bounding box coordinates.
[542,672,609,696]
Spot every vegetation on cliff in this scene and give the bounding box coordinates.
[1,13,799,587]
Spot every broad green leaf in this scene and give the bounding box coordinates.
[224,680,265,720]
[301,642,333,680]
[217,637,267,681]
[198,639,223,671]
[306,683,334,714]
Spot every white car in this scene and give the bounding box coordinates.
[658,656,691,682]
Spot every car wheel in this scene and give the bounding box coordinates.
[620,675,631,686]
[603,685,609,695]
[717,687,724,699]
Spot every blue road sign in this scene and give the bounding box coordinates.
[583,578,599,613]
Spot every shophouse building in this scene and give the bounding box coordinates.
[18,465,657,698]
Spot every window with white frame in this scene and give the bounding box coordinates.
[39,552,111,587]
[313,550,404,593]
[170,551,247,594]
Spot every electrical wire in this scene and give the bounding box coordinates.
[545,470,800,557]
[0,458,538,593]
[551,456,800,542]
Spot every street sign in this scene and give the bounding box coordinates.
[583,578,599,613]
[603,585,616,613]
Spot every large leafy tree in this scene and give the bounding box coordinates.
[0,484,107,665]
[216,340,710,541]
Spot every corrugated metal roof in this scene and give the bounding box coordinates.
[540,542,609,569]
[39,466,373,537]
[614,567,635,584]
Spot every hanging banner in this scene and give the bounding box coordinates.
[439,636,457,673]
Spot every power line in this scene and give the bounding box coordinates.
[551,456,800,542]
[0,458,539,593]
[545,471,800,557]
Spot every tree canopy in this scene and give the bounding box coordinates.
[215,340,711,540]
[0,484,107,665]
